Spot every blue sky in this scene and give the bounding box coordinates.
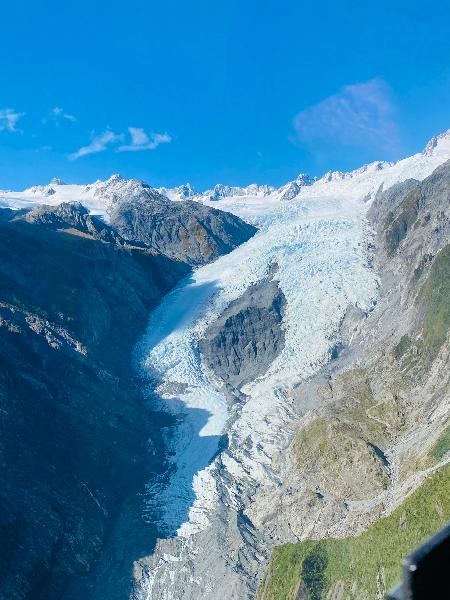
[1,0,450,190]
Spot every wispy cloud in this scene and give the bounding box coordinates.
[293,78,400,152]
[118,127,171,152]
[69,130,124,160]
[0,108,25,133]
[43,106,77,125]
[68,126,171,160]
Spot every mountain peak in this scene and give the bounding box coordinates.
[422,129,450,156]
[295,173,314,186]
[107,173,125,183]
[177,183,197,198]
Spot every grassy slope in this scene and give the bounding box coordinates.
[257,464,450,600]
[431,425,450,462]
[418,243,450,353]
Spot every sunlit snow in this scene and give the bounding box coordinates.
[134,130,450,544]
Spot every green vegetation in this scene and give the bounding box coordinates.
[430,424,450,462]
[257,464,450,600]
[384,188,420,257]
[393,334,411,361]
[417,243,450,353]
[293,415,389,501]
[294,417,330,462]
[292,369,399,501]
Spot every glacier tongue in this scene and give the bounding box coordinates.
[135,192,378,597]
[131,131,450,599]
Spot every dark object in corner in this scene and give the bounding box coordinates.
[386,522,450,599]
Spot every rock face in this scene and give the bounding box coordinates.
[22,201,125,244]
[110,191,257,265]
[199,273,286,389]
[0,207,190,600]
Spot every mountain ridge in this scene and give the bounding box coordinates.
[1,129,449,215]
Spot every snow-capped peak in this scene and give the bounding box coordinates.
[158,182,275,203]
[177,183,197,198]
[24,178,66,196]
[202,183,274,201]
[295,173,314,186]
[278,173,315,202]
[157,183,198,202]
[24,184,57,196]
[0,129,449,219]
[1,173,164,217]
[422,128,450,156]
[91,173,149,199]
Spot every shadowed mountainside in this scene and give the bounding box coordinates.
[0,192,257,599]
[0,207,190,600]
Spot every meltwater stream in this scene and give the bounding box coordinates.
[135,194,378,598]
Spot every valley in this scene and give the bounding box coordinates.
[0,131,449,599]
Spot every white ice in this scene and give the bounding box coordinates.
[136,130,450,542]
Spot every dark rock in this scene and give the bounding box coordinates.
[109,190,257,266]
[199,272,286,389]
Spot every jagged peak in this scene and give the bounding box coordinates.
[319,170,346,183]
[24,184,56,196]
[176,183,197,198]
[205,182,274,201]
[316,160,393,184]
[92,174,150,194]
[295,173,314,185]
[422,129,450,156]
[106,173,124,183]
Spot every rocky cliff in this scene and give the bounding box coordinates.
[199,271,286,389]
[0,206,191,600]
[109,191,257,265]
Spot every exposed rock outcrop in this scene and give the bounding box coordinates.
[110,191,257,265]
[199,273,286,389]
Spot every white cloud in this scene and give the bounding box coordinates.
[69,130,124,160]
[0,108,25,133]
[68,126,171,160]
[43,106,77,125]
[53,106,77,122]
[293,78,400,152]
[118,127,172,152]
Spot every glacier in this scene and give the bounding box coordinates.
[137,193,377,530]
[131,130,450,598]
